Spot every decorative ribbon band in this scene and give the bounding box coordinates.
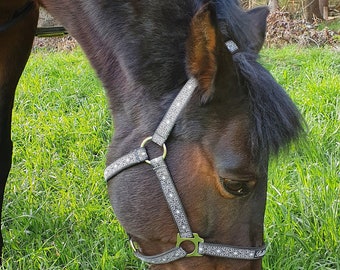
[225,40,240,54]
[134,247,187,264]
[150,157,193,238]
[105,39,267,264]
[132,241,266,264]
[199,242,266,260]
[104,147,148,181]
[152,78,198,146]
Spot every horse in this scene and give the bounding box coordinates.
[0,0,304,269]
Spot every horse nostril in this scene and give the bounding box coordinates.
[220,178,254,197]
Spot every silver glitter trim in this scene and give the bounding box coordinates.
[104,147,148,181]
[104,77,267,265]
[225,40,239,54]
[150,157,192,238]
[199,243,266,260]
[134,247,187,264]
[152,78,198,146]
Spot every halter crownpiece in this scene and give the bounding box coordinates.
[225,40,240,54]
[104,41,266,264]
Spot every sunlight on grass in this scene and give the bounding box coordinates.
[2,46,338,269]
[261,46,339,270]
[3,48,145,269]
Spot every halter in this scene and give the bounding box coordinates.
[104,41,266,264]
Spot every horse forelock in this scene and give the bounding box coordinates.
[211,0,304,159]
[84,0,303,160]
[231,52,305,161]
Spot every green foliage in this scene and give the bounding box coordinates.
[3,50,145,270]
[2,46,338,269]
[261,46,339,270]
[317,19,340,33]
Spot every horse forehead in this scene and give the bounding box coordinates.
[191,114,256,176]
[204,111,251,145]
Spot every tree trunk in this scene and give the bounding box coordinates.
[305,0,323,22]
[319,0,329,20]
[38,8,62,27]
[268,0,280,12]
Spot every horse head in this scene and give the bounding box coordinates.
[103,1,303,269]
[0,0,304,268]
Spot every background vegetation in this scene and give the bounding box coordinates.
[241,0,339,21]
[1,43,338,269]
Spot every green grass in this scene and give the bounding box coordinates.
[2,45,339,269]
[2,50,145,270]
[317,19,340,33]
[261,46,339,270]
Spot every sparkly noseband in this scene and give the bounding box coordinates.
[104,41,266,264]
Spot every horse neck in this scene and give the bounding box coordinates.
[76,5,193,140]
[44,1,198,151]
[81,37,187,153]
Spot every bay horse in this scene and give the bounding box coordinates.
[0,0,303,269]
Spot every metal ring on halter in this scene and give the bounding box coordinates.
[141,136,167,164]
[129,238,139,252]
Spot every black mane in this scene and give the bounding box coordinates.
[91,0,304,159]
[215,0,304,158]
[234,52,304,159]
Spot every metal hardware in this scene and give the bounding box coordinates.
[176,233,204,257]
[141,136,167,164]
[105,75,267,264]
[130,239,139,253]
[225,40,239,54]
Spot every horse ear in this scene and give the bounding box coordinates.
[186,4,218,103]
[246,6,270,53]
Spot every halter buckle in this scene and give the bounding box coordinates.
[176,233,204,257]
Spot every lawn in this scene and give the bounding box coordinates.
[1,45,339,269]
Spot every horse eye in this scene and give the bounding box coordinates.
[221,178,252,197]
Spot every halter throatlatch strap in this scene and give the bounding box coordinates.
[0,1,35,33]
[104,42,267,264]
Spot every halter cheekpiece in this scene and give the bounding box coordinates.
[104,41,266,264]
